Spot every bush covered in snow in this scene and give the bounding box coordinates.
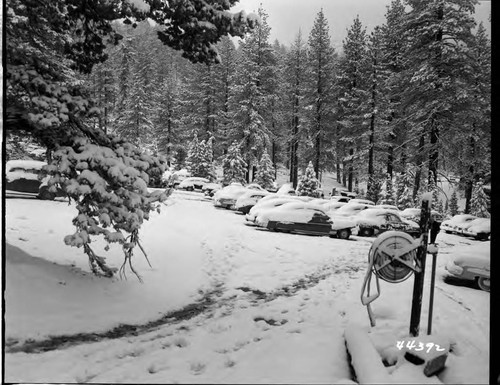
[47,136,171,279]
[222,142,247,186]
[254,153,275,190]
[296,161,321,198]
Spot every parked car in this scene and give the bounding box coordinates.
[333,202,372,217]
[400,208,443,224]
[321,201,347,213]
[356,208,420,238]
[461,218,490,241]
[246,183,267,192]
[202,182,222,197]
[245,196,302,223]
[330,195,352,203]
[5,160,63,200]
[254,201,356,239]
[213,184,249,209]
[348,198,375,206]
[234,190,270,214]
[372,204,399,212]
[177,177,210,191]
[445,242,490,291]
[441,214,478,234]
[162,168,191,187]
[276,183,297,196]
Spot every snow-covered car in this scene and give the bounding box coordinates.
[330,195,352,203]
[162,168,191,187]
[234,190,270,214]
[321,201,347,213]
[461,218,490,241]
[372,204,399,212]
[445,242,490,291]
[356,208,420,238]
[276,183,297,196]
[202,182,222,197]
[245,196,302,223]
[255,201,355,239]
[441,214,478,234]
[246,183,267,192]
[333,202,372,217]
[400,208,443,223]
[213,184,249,209]
[5,160,63,200]
[177,177,209,191]
[348,198,375,206]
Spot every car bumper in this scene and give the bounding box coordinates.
[236,205,254,214]
[445,261,464,277]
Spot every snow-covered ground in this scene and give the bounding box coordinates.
[4,190,489,383]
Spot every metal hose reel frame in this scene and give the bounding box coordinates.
[368,231,419,283]
[361,231,421,326]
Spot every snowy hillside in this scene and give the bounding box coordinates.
[4,191,489,383]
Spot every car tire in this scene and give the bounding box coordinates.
[38,188,55,200]
[337,229,351,240]
[475,233,489,241]
[359,227,374,237]
[477,277,490,292]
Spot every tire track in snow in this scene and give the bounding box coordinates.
[6,257,364,354]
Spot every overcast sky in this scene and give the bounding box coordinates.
[230,0,491,49]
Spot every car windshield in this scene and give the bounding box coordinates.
[387,214,402,222]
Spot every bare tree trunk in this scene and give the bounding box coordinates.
[413,134,425,200]
[348,148,354,191]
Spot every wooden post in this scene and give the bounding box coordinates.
[409,196,431,337]
[427,217,441,335]
[427,252,437,335]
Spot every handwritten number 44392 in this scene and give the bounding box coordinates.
[396,340,446,353]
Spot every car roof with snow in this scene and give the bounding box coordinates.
[358,208,397,217]
[6,160,47,172]
[348,198,375,205]
[270,201,327,212]
[444,214,478,223]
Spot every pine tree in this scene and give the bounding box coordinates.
[428,171,439,210]
[436,199,444,215]
[186,134,203,176]
[396,171,414,209]
[470,180,490,218]
[296,161,321,197]
[336,15,369,191]
[254,152,275,190]
[230,6,275,182]
[306,9,336,178]
[449,190,459,216]
[454,23,491,213]
[222,142,247,186]
[284,29,309,188]
[213,36,238,157]
[378,0,408,178]
[383,173,396,205]
[199,137,217,181]
[399,0,479,200]
[366,174,383,204]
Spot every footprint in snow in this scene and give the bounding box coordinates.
[189,361,206,375]
[253,317,288,327]
[173,337,189,348]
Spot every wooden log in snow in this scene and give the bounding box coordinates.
[344,326,392,384]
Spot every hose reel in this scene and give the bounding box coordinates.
[361,231,421,326]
